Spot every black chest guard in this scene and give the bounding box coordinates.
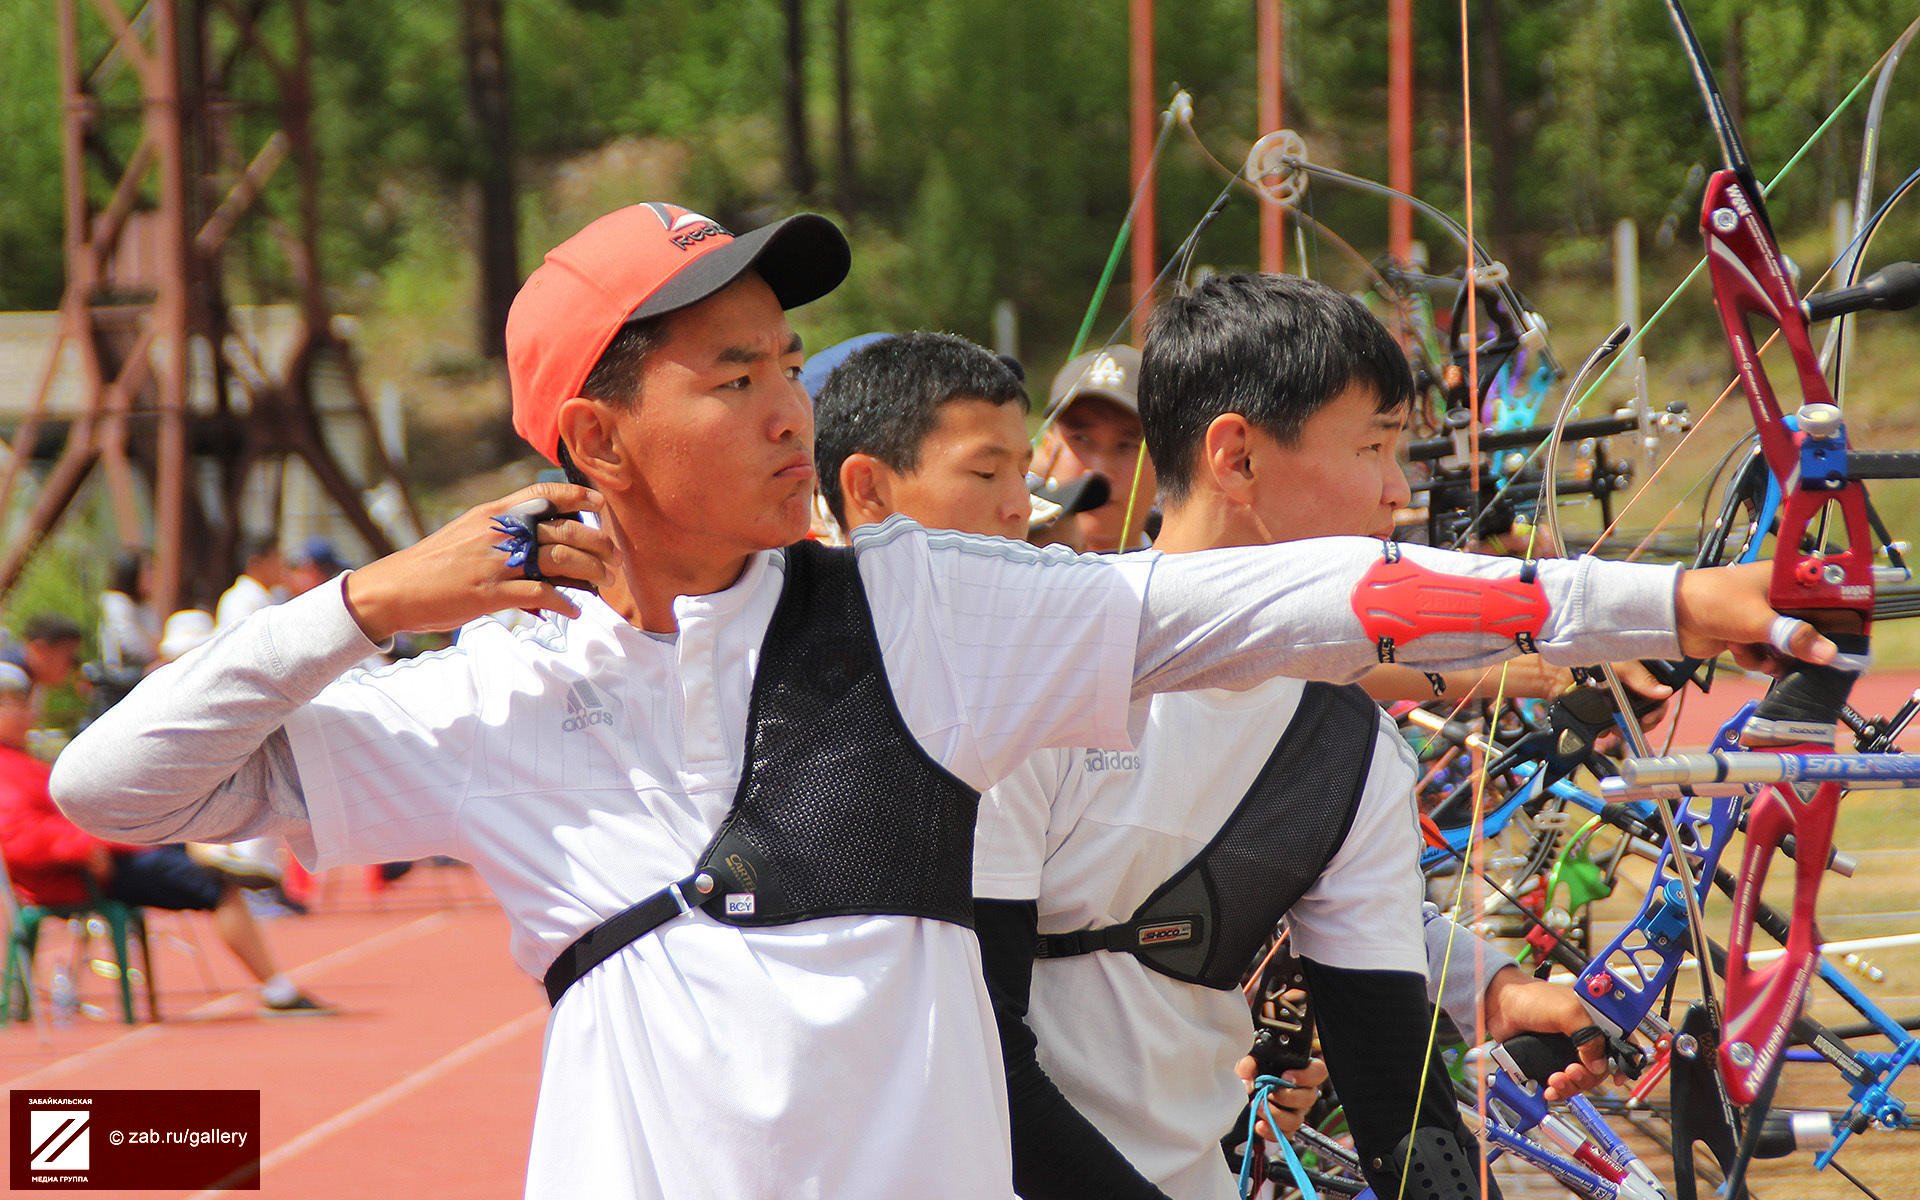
[1034,682,1377,990]
[543,540,980,1005]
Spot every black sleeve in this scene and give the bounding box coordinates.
[974,898,1171,1200]
[1301,957,1497,1200]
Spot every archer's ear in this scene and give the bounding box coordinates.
[556,397,626,489]
[1200,412,1257,503]
[838,453,892,529]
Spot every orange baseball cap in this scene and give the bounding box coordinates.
[506,203,851,462]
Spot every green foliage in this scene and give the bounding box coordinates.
[0,6,65,309]
[1,0,1917,357]
[5,541,96,651]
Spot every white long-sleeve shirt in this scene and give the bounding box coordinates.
[54,519,1679,1200]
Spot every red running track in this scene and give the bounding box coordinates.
[1667,667,1920,746]
[2,867,543,1198]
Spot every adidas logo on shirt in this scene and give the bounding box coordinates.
[1083,749,1142,773]
[561,681,615,733]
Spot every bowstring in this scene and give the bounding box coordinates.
[1092,32,1899,1195]
[1592,158,1920,564]
[1513,26,1920,1197]
[1397,8,1504,1198]
[1031,97,1179,476]
[1108,178,1238,552]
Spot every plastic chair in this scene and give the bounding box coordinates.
[3,890,157,1026]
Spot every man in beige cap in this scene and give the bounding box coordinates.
[1035,346,1155,552]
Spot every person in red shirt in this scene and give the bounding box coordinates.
[0,664,328,1016]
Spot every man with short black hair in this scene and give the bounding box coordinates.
[57,207,1827,1200]
[5,615,84,695]
[807,304,1657,1200]
[814,332,1034,540]
[1012,273,1612,1199]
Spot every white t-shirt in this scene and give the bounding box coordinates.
[97,590,158,670]
[281,522,1145,1200]
[215,573,277,629]
[1013,678,1426,1200]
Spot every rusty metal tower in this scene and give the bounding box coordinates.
[0,0,421,613]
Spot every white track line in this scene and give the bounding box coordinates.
[1679,930,1920,970]
[183,1006,547,1199]
[6,910,452,1088]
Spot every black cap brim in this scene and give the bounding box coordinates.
[626,213,851,324]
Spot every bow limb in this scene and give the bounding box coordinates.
[1549,44,1895,565]
[1821,14,1920,394]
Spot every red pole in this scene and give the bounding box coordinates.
[152,0,191,618]
[1257,0,1284,272]
[1388,0,1415,264]
[1129,0,1155,345]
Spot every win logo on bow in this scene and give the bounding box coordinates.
[561,681,614,733]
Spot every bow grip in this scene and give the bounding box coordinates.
[1249,1025,1312,1076]
[1721,651,1858,1105]
[1746,638,1866,745]
[1498,1027,1641,1090]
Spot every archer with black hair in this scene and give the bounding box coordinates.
[1140,272,1415,506]
[814,332,1032,538]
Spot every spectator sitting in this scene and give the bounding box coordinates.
[98,550,159,673]
[215,537,285,630]
[4,614,84,692]
[0,664,330,1016]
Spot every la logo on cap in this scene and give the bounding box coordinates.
[1086,353,1127,389]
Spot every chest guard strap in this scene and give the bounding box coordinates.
[1034,682,1377,990]
[543,540,980,1007]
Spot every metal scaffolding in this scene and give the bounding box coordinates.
[0,0,421,614]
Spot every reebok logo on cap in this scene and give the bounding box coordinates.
[639,203,730,251]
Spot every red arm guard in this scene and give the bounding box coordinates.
[1349,543,1550,662]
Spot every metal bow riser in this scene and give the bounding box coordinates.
[1578,768,1739,1048]
[1698,170,1876,628]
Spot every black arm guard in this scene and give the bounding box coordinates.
[977,899,1170,1200]
[1301,958,1499,1200]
